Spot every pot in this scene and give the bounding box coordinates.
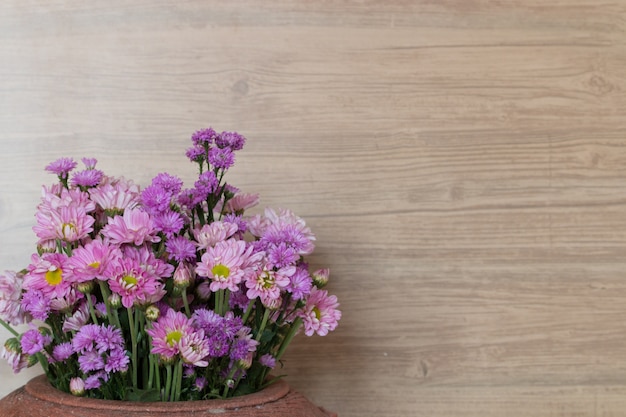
[0,375,336,417]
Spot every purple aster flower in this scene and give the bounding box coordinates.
[287,267,313,300]
[141,184,172,215]
[104,347,130,373]
[72,324,102,353]
[223,214,247,236]
[194,376,207,391]
[153,210,184,238]
[81,158,98,169]
[52,342,74,362]
[193,171,218,199]
[216,131,246,151]
[165,236,197,263]
[45,157,77,178]
[259,353,276,369]
[79,350,105,373]
[84,373,103,390]
[95,325,124,354]
[71,169,104,188]
[21,289,50,321]
[208,147,235,170]
[267,242,299,268]
[228,286,251,310]
[192,127,218,146]
[151,172,183,195]
[186,145,206,163]
[20,328,51,355]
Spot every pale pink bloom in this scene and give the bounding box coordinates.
[245,264,294,306]
[34,205,94,243]
[0,343,29,373]
[23,253,71,299]
[0,271,28,325]
[49,288,84,312]
[248,208,316,254]
[216,193,260,215]
[39,186,96,213]
[101,208,160,246]
[195,239,251,292]
[298,288,341,337]
[89,180,140,213]
[63,301,90,332]
[122,245,174,280]
[179,331,210,367]
[193,221,238,250]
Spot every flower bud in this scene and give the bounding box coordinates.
[312,268,329,288]
[37,240,57,255]
[173,264,192,289]
[262,297,281,311]
[145,305,160,321]
[237,352,254,370]
[108,293,122,309]
[76,281,94,294]
[70,377,86,396]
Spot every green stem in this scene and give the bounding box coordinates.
[182,290,191,317]
[164,364,172,402]
[255,308,271,342]
[98,282,114,324]
[275,317,302,361]
[86,294,99,325]
[174,360,183,401]
[127,308,138,389]
[221,365,238,398]
[0,318,19,337]
[241,299,255,324]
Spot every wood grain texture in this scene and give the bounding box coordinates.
[1,1,626,416]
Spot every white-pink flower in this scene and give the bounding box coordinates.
[101,208,160,246]
[89,178,140,213]
[0,271,28,325]
[195,239,251,292]
[193,221,239,250]
[298,288,341,337]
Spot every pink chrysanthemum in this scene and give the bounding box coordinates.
[23,252,71,299]
[146,309,194,360]
[89,180,141,213]
[224,193,259,215]
[34,205,95,243]
[65,239,122,284]
[195,239,251,292]
[245,264,293,306]
[101,208,160,246]
[108,257,165,308]
[298,288,341,337]
[0,271,28,325]
[193,221,239,250]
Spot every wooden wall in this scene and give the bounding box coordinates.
[1,1,626,415]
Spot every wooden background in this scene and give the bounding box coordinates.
[1,1,626,415]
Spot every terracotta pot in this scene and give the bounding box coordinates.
[0,375,336,417]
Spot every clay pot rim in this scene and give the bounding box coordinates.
[24,374,290,412]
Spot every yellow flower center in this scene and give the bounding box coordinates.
[212,264,230,278]
[45,268,63,286]
[259,271,274,289]
[88,261,100,269]
[122,275,138,288]
[166,330,183,346]
[313,307,321,320]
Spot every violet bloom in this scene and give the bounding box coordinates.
[208,146,235,170]
[52,342,74,362]
[193,171,218,200]
[287,267,313,301]
[153,210,184,238]
[165,236,197,263]
[45,157,77,179]
[71,169,104,188]
[186,145,206,163]
[192,127,218,146]
[216,131,246,150]
[259,353,276,369]
[141,184,172,215]
[151,172,183,195]
[21,289,50,321]
[298,288,341,337]
[20,328,52,355]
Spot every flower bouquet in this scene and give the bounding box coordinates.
[0,128,340,402]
